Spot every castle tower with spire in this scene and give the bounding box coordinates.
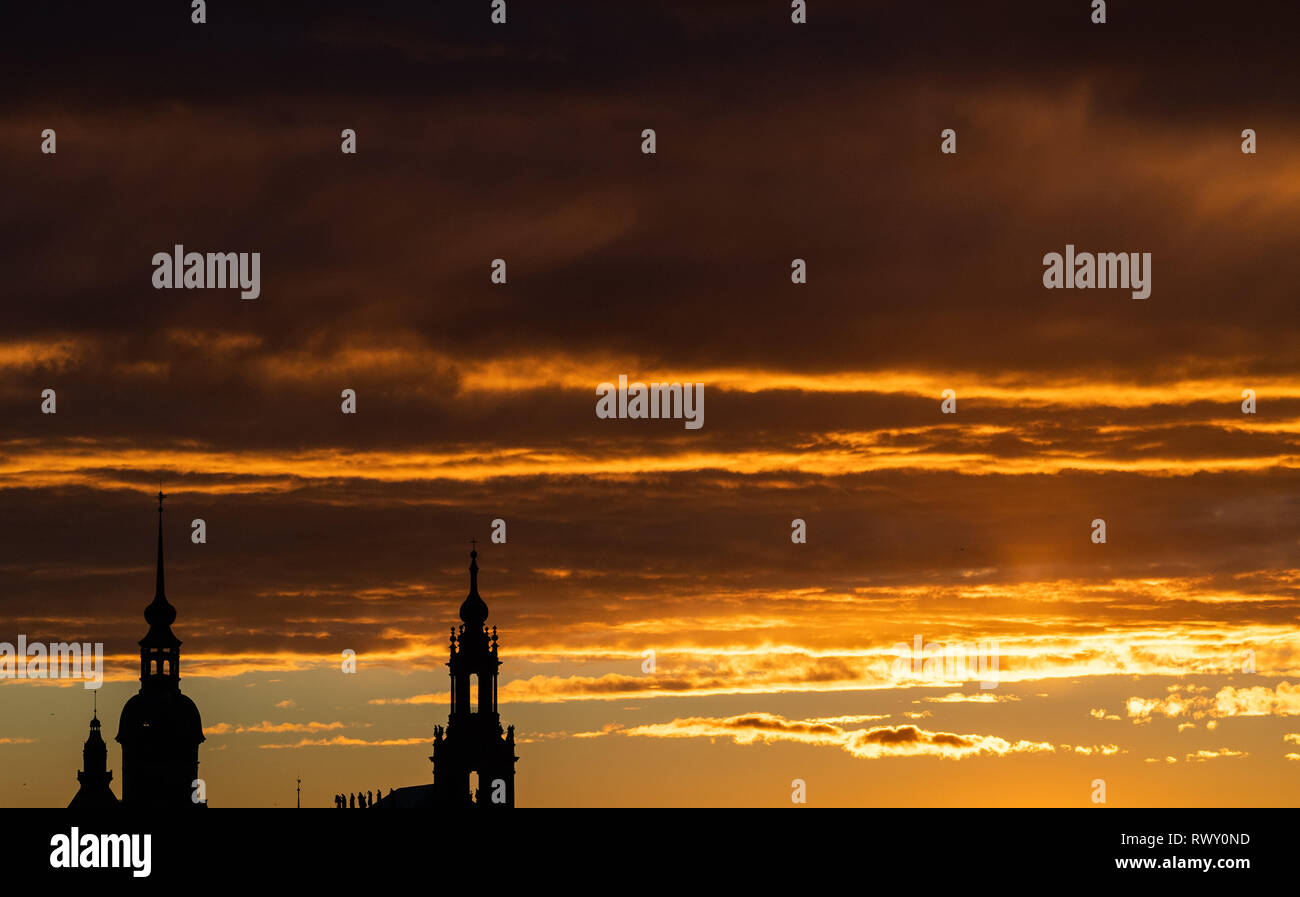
[115,491,206,808]
[68,697,119,808]
[431,547,517,807]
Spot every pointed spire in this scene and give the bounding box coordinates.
[142,490,178,643]
[154,489,165,600]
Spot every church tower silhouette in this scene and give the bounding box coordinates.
[68,698,119,808]
[431,548,517,807]
[115,492,206,808]
[364,547,517,808]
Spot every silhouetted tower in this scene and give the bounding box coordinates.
[68,698,119,808]
[116,491,206,808]
[432,547,517,807]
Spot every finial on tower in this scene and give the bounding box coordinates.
[458,543,489,627]
[155,490,165,598]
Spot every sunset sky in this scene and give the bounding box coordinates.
[2,0,1299,807]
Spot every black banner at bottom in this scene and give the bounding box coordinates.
[5,808,1284,883]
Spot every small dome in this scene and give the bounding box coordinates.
[458,550,489,626]
[144,593,177,628]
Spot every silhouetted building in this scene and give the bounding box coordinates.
[116,492,206,808]
[363,548,517,808]
[68,707,119,808]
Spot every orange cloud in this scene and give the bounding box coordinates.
[1185,748,1249,762]
[206,720,356,736]
[1127,682,1300,722]
[258,735,429,749]
[617,712,1085,761]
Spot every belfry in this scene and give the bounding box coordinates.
[115,492,206,808]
